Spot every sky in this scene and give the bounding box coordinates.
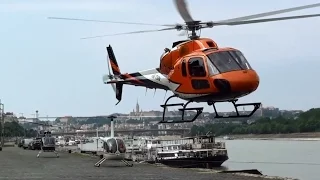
[0,0,320,118]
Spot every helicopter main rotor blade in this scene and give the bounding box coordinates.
[81,27,177,39]
[212,14,320,26]
[48,17,175,27]
[174,0,194,22]
[215,3,320,23]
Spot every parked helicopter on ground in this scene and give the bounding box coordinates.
[49,0,320,123]
[36,130,59,158]
[21,121,59,158]
[94,115,133,167]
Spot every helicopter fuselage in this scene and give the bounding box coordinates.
[106,38,258,103]
[105,38,259,103]
[163,39,260,102]
[100,137,126,160]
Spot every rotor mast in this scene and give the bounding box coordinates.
[186,21,201,40]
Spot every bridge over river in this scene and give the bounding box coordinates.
[52,128,190,136]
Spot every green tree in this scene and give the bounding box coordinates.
[191,108,320,136]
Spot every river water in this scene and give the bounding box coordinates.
[220,139,320,180]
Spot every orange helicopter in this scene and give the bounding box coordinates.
[49,0,320,123]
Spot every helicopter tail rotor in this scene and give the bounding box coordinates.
[103,45,123,105]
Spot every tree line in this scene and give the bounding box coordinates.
[191,108,320,136]
[0,121,38,137]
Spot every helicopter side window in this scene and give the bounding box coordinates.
[116,139,126,153]
[181,60,187,77]
[188,57,206,77]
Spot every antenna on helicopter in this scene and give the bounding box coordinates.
[48,0,320,40]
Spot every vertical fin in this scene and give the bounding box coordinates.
[106,45,123,105]
[107,45,121,76]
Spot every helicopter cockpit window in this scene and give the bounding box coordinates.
[229,50,252,70]
[116,139,126,153]
[106,138,117,153]
[181,60,187,77]
[43,137,55,146]
[188,57,207,77]
[103,141,109,152]
[207,51,242,73]
[206,57,219,76]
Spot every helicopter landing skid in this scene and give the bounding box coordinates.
[37,149,59,158]
[94,158,133,167]
[159,95,261,123]
[209,99,261,118]
[159,95,203,124]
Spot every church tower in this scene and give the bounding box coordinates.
[136,99,140,113]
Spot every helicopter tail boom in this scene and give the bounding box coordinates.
[104,45,170,105]
[104,69,171,105]
[106,69,170,91]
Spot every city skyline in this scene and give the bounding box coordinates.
[10,102,303,120]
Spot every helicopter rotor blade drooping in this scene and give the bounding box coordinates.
[47,17,175,27]
[81,27,178,39]
[210,14,320,27]
[48,0,320,39]
[213,2,320,23]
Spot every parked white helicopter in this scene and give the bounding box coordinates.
[94,115,133,167]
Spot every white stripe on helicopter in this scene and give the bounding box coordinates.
[141,70,210,99]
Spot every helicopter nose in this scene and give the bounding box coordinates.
[213,70,259,93]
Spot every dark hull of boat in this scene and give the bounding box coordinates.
[156,155,229,168]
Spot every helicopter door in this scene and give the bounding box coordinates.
[187,56,210,90]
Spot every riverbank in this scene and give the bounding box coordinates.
[218,132,320,140]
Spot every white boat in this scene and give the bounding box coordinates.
[124,137,147,152]
[125,135,229,168]
[223,135,234,140]
[155,135,229,168]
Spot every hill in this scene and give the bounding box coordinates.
[191,108,320,136]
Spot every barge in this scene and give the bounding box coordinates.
[125,135,228,168]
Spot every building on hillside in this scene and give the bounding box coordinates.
[158,124,167,135]
[129,100,175,120]
[4,112,18,123]
[280,110,303,119]
[75,117,89,122]
[129,100,141,117]
[252,104,280,118]
[59,116,72,123]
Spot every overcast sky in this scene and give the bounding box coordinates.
[1,0,320,118]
